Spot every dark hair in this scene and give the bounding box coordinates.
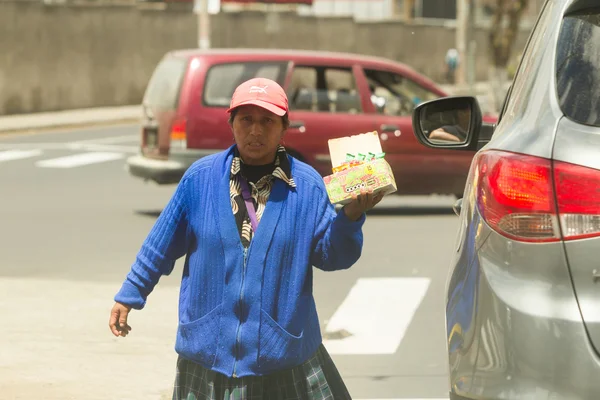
[228,108,289,129]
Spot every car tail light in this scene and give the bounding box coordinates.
[170,118,187,149]
[475,151,560,242]
[554,161,600,241]
[475,150,600,242]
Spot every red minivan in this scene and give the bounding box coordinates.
[127,48,476,196]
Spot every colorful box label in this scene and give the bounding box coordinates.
[323,158,397,205]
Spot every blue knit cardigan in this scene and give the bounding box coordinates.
[114,145,365,377]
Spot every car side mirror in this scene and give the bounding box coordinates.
[412,96,488,151]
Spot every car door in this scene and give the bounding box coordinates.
[281,63,377,177]
[361,67,472,196]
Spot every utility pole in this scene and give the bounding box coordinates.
[455,0,468,85]
[195,0,210,50]
[466,0,476,91]
[455,0,475,87]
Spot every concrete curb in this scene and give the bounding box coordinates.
[0,105,142,134]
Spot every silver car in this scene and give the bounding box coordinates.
[412,0,600,398]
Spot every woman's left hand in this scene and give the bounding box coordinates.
[343,188,385,221]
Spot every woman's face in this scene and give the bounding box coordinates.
[231,105,286,165]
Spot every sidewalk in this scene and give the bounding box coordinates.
[0,105,142,134]
[0,276,179,400]
[439,81,497,94]
[0,82,503,134]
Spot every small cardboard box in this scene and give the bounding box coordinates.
[323,131,397,205]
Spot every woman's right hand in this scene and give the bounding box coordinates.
[109,302,132,337]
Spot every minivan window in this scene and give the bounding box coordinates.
[143,57,187,110]
[287,66,362,113]
[556,9,600,127]
[203,62,287,107]
[364,69,438,116]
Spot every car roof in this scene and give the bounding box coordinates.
[167,48,441,90]
[171,48,394,64]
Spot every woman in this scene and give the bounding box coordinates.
[109,77,384,399]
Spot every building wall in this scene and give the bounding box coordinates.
[0,1,532,115]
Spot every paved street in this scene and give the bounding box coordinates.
[0,124,459,400]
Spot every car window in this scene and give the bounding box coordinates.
[556,9,600,127]
[364,69,438,117]
[203,62,288,107]
[143,57,188,111]
[287,66,362,114]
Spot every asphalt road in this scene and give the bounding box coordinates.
[0,125,460,400]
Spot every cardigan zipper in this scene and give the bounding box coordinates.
[232,246,249,378]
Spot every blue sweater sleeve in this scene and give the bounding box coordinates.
[114,178,191,309]
[310,189,365,271]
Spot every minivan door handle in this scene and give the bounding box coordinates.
[379,124,402,140]
[380,124,401,134]
[289,120,305,131]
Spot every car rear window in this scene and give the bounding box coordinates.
[203,62,288,107]
[143,57,188,111]
[556,9,600,127]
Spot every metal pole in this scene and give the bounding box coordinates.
[455,0,467,85]
[467,0,476,90]
[196,0,210,50]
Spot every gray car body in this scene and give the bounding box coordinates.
[446,0,600,399]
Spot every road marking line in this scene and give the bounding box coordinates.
[0,149,42,162]
[35,152,124,168]
[323,277,430,355]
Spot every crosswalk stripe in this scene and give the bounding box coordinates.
[0,149,42,162]
[323,277,430,355]
[35,152,124,168]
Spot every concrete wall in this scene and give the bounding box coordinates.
[0,1,531,115]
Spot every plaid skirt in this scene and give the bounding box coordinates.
[172,344,352,400]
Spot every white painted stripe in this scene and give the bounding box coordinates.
[35,152,124,168]
[323,277,430,355]
[0,149,42,162]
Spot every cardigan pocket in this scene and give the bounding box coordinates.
[175,303,223,368]
[258,309,304,372]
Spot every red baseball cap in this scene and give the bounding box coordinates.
[227,78,288,117]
